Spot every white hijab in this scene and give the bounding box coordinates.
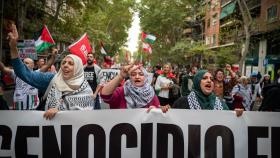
[53,54,84,92]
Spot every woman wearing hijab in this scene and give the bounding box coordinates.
[8,24,95,119]
[173,70,229,110]
[231,76,252,111]
[43,55,95,118]
[100,64,160,109]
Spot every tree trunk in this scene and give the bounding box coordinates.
[239,24,250,75]
[236,0,252,74]
[17,0,26,39]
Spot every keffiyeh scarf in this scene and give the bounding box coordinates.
[124,68,155,108]
[45,80,95,110]
[187,91,224,110]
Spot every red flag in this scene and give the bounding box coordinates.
[68,33,92,65]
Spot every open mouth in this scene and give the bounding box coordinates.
[134,80,141,83]
[205,84,212,89]
[63,70,70,76]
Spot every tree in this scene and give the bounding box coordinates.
[236,0,252,74]
[8,0,136,59]
[215,46,240,66]
[139,0,194,64]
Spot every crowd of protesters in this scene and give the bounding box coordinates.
[1,24,280,118]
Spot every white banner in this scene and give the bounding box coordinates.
[99,69,120,84]
[0,110,279,158]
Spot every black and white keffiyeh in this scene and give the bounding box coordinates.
[187,91,224,110]
[124,68,155,108]
[45,80,95,110]
[44,54,95,110]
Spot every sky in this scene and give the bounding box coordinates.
[125,12,141,55]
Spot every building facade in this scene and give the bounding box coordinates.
[205,0,280,80]
[205,0,221,47]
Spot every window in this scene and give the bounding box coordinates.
[212,19,217,26]
[267,5,278,21]
[212,13,217,25]
[206,36,210,45]
[213,34,216,45]
[213,13,217,19]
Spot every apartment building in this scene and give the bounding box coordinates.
[205,0,221,47]
[205,0,280,79]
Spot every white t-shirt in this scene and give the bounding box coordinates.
[155,75,173,98]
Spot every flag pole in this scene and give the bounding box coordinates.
[140,50,143,64]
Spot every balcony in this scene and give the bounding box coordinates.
[250,18,264,35]
[219,32,237,45]
[220,1,237,20]
[246,0,261,10]
[221,0,234,7]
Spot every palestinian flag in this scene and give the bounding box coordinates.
[100,41,114,66]
[34,25,55,53]
[141,32,156,44]
[143,42,152,54]
[100,41,107,55]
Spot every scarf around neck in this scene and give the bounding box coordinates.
[45,80,95,110]
[124,67,155,108]
[189,70,227,110]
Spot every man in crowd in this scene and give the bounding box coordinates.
[84,53,102,109]
[0,58,40,110]
[36,58,45,70]
[181,66,197,96]
[0,48,57,110]
[249,73,261,110]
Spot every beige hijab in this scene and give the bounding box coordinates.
[53,54,84,92]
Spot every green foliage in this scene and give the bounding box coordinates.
[139,0,240,67]
[139,0,194,64]
[215,46,240,66]
[138,0,205,65]
[16,0,136,58]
